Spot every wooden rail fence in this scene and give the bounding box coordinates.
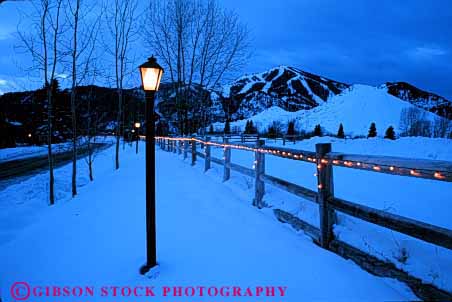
[155,135,452,300]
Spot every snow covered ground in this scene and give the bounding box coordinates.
[0,143,72,162]
[0,136,115,162]
[0,142,418,301]
[208,136,452,292]
[212,84,444,137]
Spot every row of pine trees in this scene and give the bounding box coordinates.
[213,119,397,140]
[299,122,395,139]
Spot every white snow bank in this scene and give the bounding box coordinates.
[0,137,116,162]
[0,143,71,162]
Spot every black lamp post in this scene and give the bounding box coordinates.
[134,122,141,154]
[138,56,164,275]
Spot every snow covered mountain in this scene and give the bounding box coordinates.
[217,67,452,124]
[213,84,445,137]
[223,66,349,120]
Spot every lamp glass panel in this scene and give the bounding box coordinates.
[141,67,161,91]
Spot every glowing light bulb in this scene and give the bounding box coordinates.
[410,170,421,176]
[434,172,445,180]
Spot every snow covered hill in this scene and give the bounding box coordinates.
[213,84,445,137]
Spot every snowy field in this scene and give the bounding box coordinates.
[208,136,452,292]
[0,142,418,301]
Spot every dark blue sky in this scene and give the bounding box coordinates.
[220,0,452,99]
[1,0,452,98]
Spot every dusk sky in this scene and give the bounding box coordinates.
[1,0,452,98]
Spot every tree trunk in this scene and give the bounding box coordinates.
[115,89,123,170]
[47,87,55,205]
[88,147,94,181]
[71,89,77,196]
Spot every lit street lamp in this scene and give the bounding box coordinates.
[134,122,141,154]
[138,56,163,275]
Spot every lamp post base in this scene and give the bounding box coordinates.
[139,263,160,278]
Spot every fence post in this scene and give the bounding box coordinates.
[223,138,231,182]
[253,140,265,208]
[316,143,335,249]
[183,139,188,160]
[205,137,211,172]
[191,137,196,166]
[173,140,176,153]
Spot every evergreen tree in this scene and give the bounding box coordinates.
[287,120,295,136]
[249,120,256,134]
[224,119,231,134]
[368,122,377,138]
[384,126,396,140]
[267,125,276,137]
[337,123,345,138]
[314,124,322,137]
[244,120,251,134]
[209,124,214,134]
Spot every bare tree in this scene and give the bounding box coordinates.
[399,107,426,137]
[17,0,65,205]
[432,116,451,138]
[81,83,108,181]
[145,0,250,134]
[65,0,102,196]
[105,0,139,170]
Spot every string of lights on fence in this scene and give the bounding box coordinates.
[154,136,450,182]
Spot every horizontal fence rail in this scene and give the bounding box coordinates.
[156,136,452,182]
[155,135,452,299]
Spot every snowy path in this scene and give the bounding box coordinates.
[0,146,416,301]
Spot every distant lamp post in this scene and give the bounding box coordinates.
[138,56,164,275]
[134,122,141,154]
[28,133,32,138]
